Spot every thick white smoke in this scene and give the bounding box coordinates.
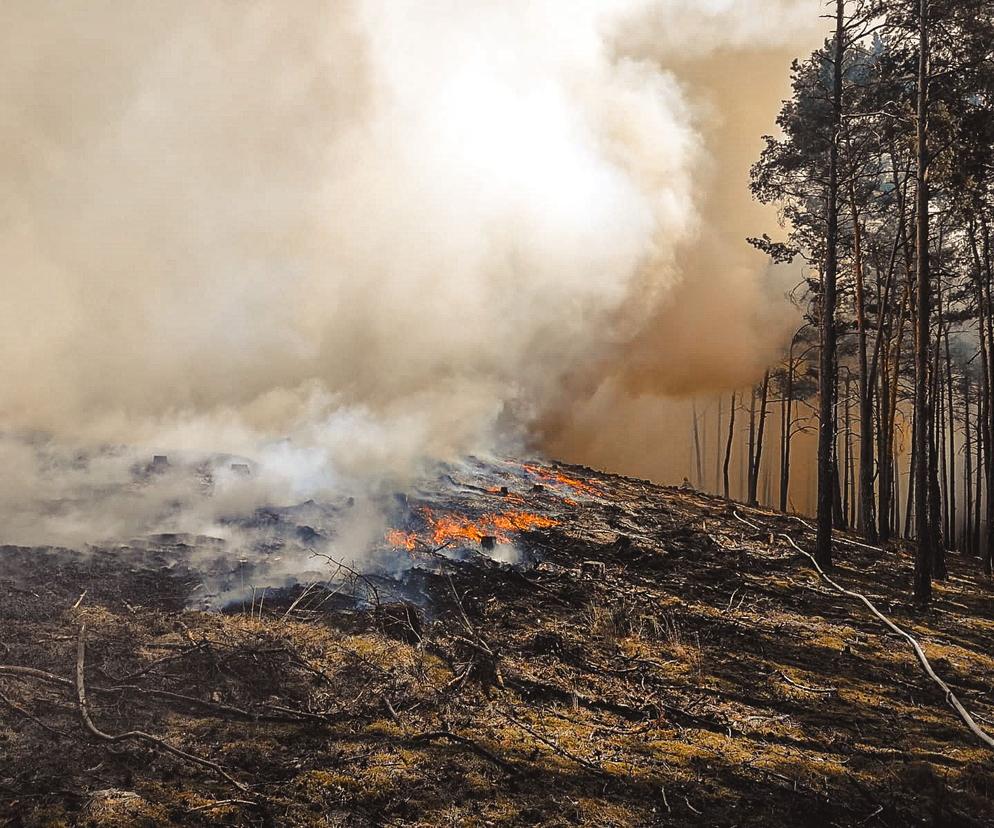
[0,1,819,547]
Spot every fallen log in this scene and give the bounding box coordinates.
[733,511,994,751]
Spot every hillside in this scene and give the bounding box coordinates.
[1,459,993,827]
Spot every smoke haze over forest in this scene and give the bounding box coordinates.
[0,1,824,540]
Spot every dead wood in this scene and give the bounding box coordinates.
[0,686,64,737]
[409,729,516,773]
[185,798,257,813]
[773,670,838,695]
[74,625,255,797]
[494,706,609,776]
[112,641,208,682]
[735,511,994,751]
[0,661,316,725]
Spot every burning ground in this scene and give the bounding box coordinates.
[1,459,994,826]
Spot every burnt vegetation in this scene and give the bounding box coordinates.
[1,461,993,826]
[3,2,994,826]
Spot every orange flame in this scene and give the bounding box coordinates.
[385,529,417,550]
[386,507,557,550]
[522,464,603,496]
[486,485,526,504]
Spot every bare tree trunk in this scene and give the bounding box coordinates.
[843,373,853,527]
[945,327,956,551]
[884,283,911,541]
[881,147,914,543]
[692,400,704,489]
[964,374,973,555]
[938,345,949,549]
[906,419,917,540]
[723,392,736,500]
[930,324,946,580]
[748,385,757,502]
[977,409,986,560]
[839,371,854,526]
[976,332,986,558]
[716,397,724,497]
[833,458,846,530]
[780,351,795,513]
[913,0,933,603]
[749,371,771,506]
[981,217,994,576]
[850,190,878,541]
[893,440,902,536]
[817,0,845,569]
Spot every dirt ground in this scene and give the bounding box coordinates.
[1,461,993,827]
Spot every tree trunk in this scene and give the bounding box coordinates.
[780,351,795,513]
[750,370,771,507]
[843,373,854,527]
[906,417,917,540]
[964,374,973,555]
[930,324,946,579]
[723,392,736,500]
[816,0,845,570]
[747,385,757,503]
[850,189,878,542]
[716,397,724,497]
[945,327,956,551]
[692,400,704,489]
[981,217,994,576]
[913,0,932,604]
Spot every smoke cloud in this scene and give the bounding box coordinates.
[0,1,822,548]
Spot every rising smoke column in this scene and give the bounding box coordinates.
[0,1,819,495]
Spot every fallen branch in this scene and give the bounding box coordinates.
[410,729,516,773]
[773,670,837,695]
[75,625,255,796]
[1,662,314,724]
[186,799,257,814]
[733,511,994,751]
[494,706,608,776]
[0,686,64,737]
[113,641,207,682]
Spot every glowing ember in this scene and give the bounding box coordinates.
[522,464,603,496]
[486,485,526,504]
[385,529,417,550]
[386,507,557,550]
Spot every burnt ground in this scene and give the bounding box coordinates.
[1,461,994,827]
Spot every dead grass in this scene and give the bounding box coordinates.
[0,463,993,826]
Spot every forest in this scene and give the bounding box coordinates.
[2,1,994,825]
[710,0,994,606]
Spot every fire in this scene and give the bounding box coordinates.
[386,507,557,550]
[522,464,603,497]
[486,485,526,504]
[385,529,417,550]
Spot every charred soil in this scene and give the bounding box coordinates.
[1,461,993,827]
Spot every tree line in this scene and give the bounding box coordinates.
[720,0,994,606]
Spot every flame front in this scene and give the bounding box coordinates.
[386,507,557,550]
[522,464,603,497]
[385,529,418,550]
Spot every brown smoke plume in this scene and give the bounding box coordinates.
[0,1,823,547]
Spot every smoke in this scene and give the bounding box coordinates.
[0,1,821,549]
[543,5,825,485]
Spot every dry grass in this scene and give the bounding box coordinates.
[0,463,993,826]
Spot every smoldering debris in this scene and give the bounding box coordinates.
[0,436,606,612]
[2,460,993,826]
